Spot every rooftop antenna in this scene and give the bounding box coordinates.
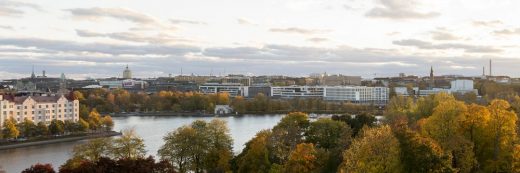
[181,67,183,76]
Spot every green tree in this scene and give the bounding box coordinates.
[35,121,49,136]
[48,119,65,135]
[204,119,233,172]
[2,117,20,139]
[71,138,112,162]
[305,118,352,172]
[339,125,402,173]
[267,112,309,164]
[111,129,146,160]
[18,118,36,138]
[78,118,89,132]
[159,125,197,173]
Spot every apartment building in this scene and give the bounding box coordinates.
[0,94,79,127]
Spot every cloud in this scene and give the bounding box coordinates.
[237,18,256,25]
[0,0,41,17]
[269,27,329,35]
[170,18,206,25]
[393,39,502,53]
[430,31,461,40]
[307,37,329,43]
[75,29,192,44]
[66,7,157,24]
[0,37,199,55]
[493,28,520,36]
[472,20,502,27]
[0,25,14,30]
[366,0,439,20]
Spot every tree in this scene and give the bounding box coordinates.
[159,125,197,173]
[72,138,112,162]
[22,163,55,173]
[231,96,247,114]
[339,125,402,173]
[305,118,352,172]
[102,116,114,131]
[267,112,309,163]
[284,143,320,173]
[458,104,492,166]
[35,122,49,136]
[394,128,454,173]
[2,116,20,139]
[204,119,233,173]
[48,120,64,135]
[18,118,36,138]
[485,99,518,172]
[77,118,89,132]
[421,99,477,172]
[63,120,76,134]
[111,129,146,160]
[88,109,102,131]
[235,130,272,173]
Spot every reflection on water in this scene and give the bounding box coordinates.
[0,115,283,173]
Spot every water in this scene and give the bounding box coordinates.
[0,115,283,173]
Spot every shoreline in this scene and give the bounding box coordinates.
[0,131,122,150]
[110,111,381,117]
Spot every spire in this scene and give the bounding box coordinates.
[31,65,36,79]
[429,66,435,89]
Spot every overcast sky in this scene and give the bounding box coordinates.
[1,0,520,79]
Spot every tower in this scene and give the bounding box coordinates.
[123,65,132,79]
[31,65,36,79]
[429,66,435,89]
[489,59,492,76]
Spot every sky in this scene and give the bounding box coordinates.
[1,0,520,79]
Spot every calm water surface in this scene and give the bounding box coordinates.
[0,115,283,173]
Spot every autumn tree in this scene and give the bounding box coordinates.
[284,143,320,173]
[339,125,402,173]
[485,99,518,172]
[22,163,56,173]
[88,109,102,131]
[2,116,19,139]
[111,129,146,160]
[235,130,272,173]
[102,115,114,131]
[421,99,477,172]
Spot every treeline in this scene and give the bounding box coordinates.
[75,89,377,115]
[0,110,113,141]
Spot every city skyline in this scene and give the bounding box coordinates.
[2,0,520,79]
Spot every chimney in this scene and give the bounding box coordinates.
[489,59,492,76]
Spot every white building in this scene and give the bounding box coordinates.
[271,86,389,105]
[324,86,389,104]
[394,79,478,97]
[0,95,79,127]
[271,86,324,98]
[99,79,147,89]
[199,83,249,97]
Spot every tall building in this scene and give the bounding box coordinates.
[0,94,80,127]
[123,65,132,79]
